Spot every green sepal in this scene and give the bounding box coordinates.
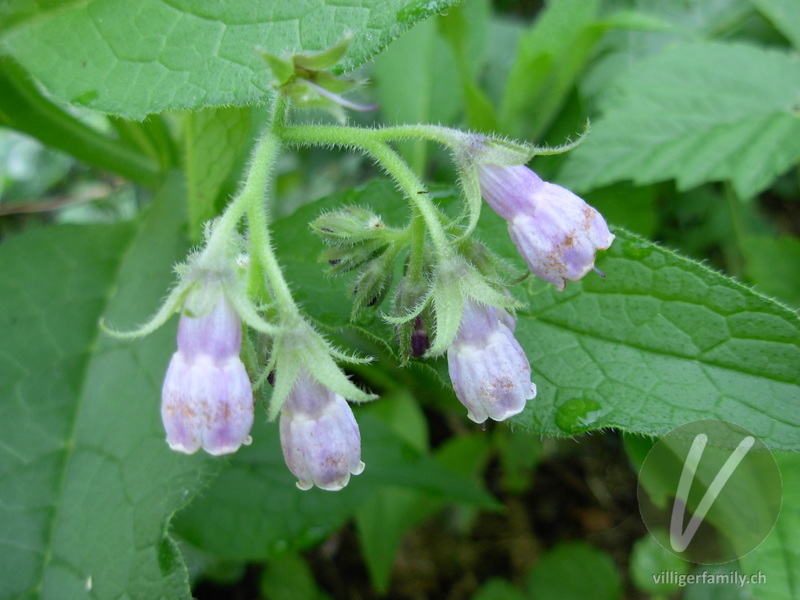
[425,254,523,357]
[257,50,295,86]
[321,238,389,274]
[457,133,533,167]
[457,237,528,283]
[266,319,377,420]
[528,120,590,156]
[426,257,469,356]
[305,69,359,94]
[351,252,396,318]
[293,34,352,71]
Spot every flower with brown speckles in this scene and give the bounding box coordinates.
[279,370,365,491]
[447,297,536,424]
[477,163,614,290]
[161,294,254,456]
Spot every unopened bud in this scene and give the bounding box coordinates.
[311,206,385,246]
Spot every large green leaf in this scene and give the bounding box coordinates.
[267,179,800,452]
[511,229,800,451]
[0,176,219,600]
[499,0,601,140]
[0,0,460,119]
[559,42,800,198]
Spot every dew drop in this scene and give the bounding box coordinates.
[554,398,604,434]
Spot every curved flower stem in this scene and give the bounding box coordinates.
[205,95,299,321]
[406,203,427,281]
[203,125,280,259]
[246,153,300,321]
[280,122,453,260]
[361,140,451,258]
[281,123,469,153]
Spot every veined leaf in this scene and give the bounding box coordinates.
[512,229,800,452]
[0,0,460,119]
[559,42,800,198]
[0,175,219,600]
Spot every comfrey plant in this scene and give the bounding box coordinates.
[105,40,613,490]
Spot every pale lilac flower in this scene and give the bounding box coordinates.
[161,295,254,456]
[280,371,365,491]
[447,298,536,423]
[478,163,614,291]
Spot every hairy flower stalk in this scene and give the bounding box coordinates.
[279,370,365,490]
[447,298,536,423]
[161,293,254,455]
[477,163,614,290]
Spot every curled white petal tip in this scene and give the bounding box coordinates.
[166,437,200,455]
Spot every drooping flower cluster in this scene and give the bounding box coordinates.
[161,293,255,456]
[477,162,614,291]
[109,67,616,490]
[431,138,615,425]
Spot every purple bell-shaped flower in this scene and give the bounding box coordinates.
[279,371,365,491]
[161,294,254,455]
[478,163,614,290]
[447,298,536,423]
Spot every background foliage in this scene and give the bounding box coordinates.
[1,0,798,599]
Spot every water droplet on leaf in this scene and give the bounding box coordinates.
[622,240,654,259]
[555,398,604,434]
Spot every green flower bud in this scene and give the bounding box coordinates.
[258,35,377,115]
[311,206,386,246]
